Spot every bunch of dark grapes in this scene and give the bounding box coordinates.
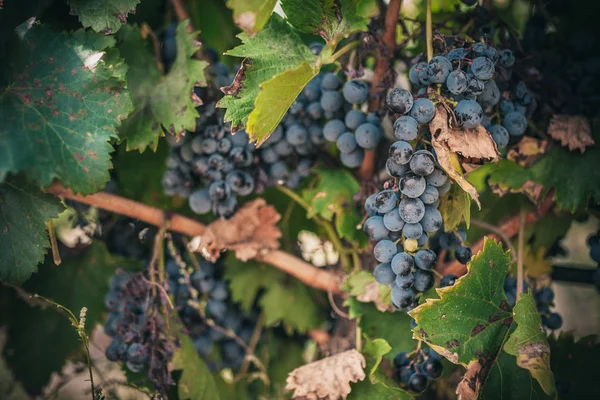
[166,257,259,370]
[104,271,174,393]
[393,348,444,394]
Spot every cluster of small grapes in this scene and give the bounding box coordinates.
[586,233,600,292]
[318,75,384,168]
[167,258,258,370]
[104,271,174,392]
[393,348,443,394]
[399,39,526,150]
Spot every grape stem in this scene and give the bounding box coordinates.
[46,182,343,294]
[359,0,403,181]
[45,220,61,266]
[426,0,433,62]
[442,191,555,276]
[516,207,526,301]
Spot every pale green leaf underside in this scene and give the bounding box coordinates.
[226,0,278,34]
[69,0,140,33]
[118,21,207,152]
[0,26,132,194]
[410,239,513,365]
[504,292,556,396]
[439,183,471,231]
[0,177,64,284]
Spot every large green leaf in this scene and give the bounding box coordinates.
[68,0,140,33]
[172,324,220,400]
[0,177,64,284]
[547,334,600,400]
[531,134,600,212]
[0,25,133,193]
[218,14,317,144]
[348,337,413,400]
[0,242,142,394]
[226,0,277,34]
[281,0,369,42]
[301,169,364,245]
[117,21,207,152]
[410,239,513,365]
[223,256,322,333]
[504,292,556,396]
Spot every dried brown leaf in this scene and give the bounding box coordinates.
[507,137,550,167]
[285,349,366,400]
[547,114,594,153]
[188,199,281,262]
[356,281,395,312]
[220,59,250,97]
[490,179,544,204]
[456,360,482,400]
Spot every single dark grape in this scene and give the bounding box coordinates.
[409,62,428,86]
[345,110,366,130]
[355,123,381,149]
[455,99,483,128]
[446,70,468,95]
[374,263,396,285]
[374,240,398,262]
[422,359,443,379]
[425,168,448,187]
[384,209,405,232]
[502,111,527,136]
[426,56,453,84]
[336,132,358,153]
[396,273,415,289]
[387,88,414,114]
[414,270,435,292]
[392,286,416,309]
[456,246,473,264]
[408,373,429,393]
[321,72,341,90]
[399,197,425,224]
[389,140,414,165]
[340,148,365,168]
[409,150,436,176]
[403,222,423,239]
[364,216,390,241]
[342,80,369,104]
[321,90,343,112]
[420,206,442,233]
[410,98,436,124]
[419,185,439,205]
[471,56,495,80]
[415,249,437,270]
[489,124,509,149]
[393,351,410,368]
[542,312,563,330]
[393,116,419,141]
[400,172,427,198]
[386,158,410,178]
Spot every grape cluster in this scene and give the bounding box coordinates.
[167,257,259,370]
[104,271,174,392]
[393,348,443,394]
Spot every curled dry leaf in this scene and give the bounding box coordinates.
[429,104,500,209]
[507,136,550,167]
[188,199,281,262]
[547,114,594,153]
[490,179,544,204]
[285,349,366,400]
[356,281,395,312]
[456,360,483,400]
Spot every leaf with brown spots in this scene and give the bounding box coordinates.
[547,114,594,153]
[0,25,132,194]
[68,0,140,33]
[188,199,281,262]
[226,0,277,34]
[507,137,550,167]
[410,239,513,366]
[504,292,556,396]
[286,349,366,400]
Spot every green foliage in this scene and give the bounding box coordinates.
[531,136,600,212]
[0,24,132,193]
[226,0,277,34]
[525,213,572,250]
[0,242,141,394]
[68,0,140,33]
[302,169,364,245]
[218,13,317,144]
[0,177,64,284]
[349,337,413,399]
[439,183,471,231]
[223,256,322,332]
[411,239,513,365]
[172,323,220,400]
[281,0,369,42]
[504,292,556,396]
[117,21,207,152]
[189,0,239,58]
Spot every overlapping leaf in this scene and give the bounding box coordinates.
[0,177,64,284]
[226,0,277,34]
[218,14,317,144]
[439,183,471,231]
[281,0,369,42]
[69,0,140,34]
[117,21,207,152]
[0,25,132,193]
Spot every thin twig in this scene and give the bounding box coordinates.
[426,0,433,61]
[516,207,526,301]
[328,290,349,319]
[45,220,61,266]
[470,219,517,262]
[234,313,266,382]
[46,182,342,294]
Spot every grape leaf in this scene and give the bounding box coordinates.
[348,337,413,400]
[301,169,362,243]
[523,246,553,278]
[504,292,556,396]
[0,177,64,284]
[265,334,305,395]
[0,242,142,394]
[188,0,239,57]
[68,0,139,34]
[172,322,220,400]
[346,297,416,361]
[531,132,600,212]
[343,271,394,312]
[525,213,572,251]
[0,25,132,193]
[218,14,317,143]
[223,256,322,332]
[547,333,600,400]
[439,183,471,231]
[410,238,513,365]
[247,62,319,144]
[226,0,277,34]
[281,0,369,42]
[117,21,207,152]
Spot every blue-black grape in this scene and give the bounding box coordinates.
[409,62,428,86]
[337,132,358,153]
[386,158,410,178]
[440,274,458,287]
[321,72,341,90]
[400,172,427,198]
[355,123,381,149]
[321,90,344,112]
[413,270,434,292]
[383,209,405,232]
[414,249,436,270]
[489,124,509,149]
[323,119,346,142]
[345,110,366,130]
[286,124,308,145]
[403,222,423,239]
[419,185,439,205]
[396,273,415,289]
[374,263,396,285]
[392,286,416,309]
[455,246,472,264]
[425,168,448,187]
[410,98,436,123]
[455,99,483,128]
[446,70,468,95]
[342,80,369,104]
[409,150,436,176]
[426,56,453,84]
[422,359,443,379]
[393,116,419,141]
[189,189,212,214]
[478,80,501,108]
[374,190,399,214]
[364,216,390,241]
[398,197,425,224]
[420,206,442,233]
[374,240,398,262]
[387,88,414,114]
[471,56,495,81]
[502,111,527,136]
[389,140,414,165]
[391,252,414,275]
